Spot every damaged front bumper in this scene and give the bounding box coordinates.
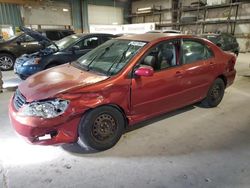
[9,96,82,145]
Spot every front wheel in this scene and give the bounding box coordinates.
[201,78,225,108]
[78,106,125,151]
[0,53,15,71]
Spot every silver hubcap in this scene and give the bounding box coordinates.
[0,56,13,70]
[210,84,221,101]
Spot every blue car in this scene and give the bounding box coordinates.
[14,28,118,80]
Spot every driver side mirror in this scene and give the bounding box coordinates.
[71,45,80,53]
[135,66,154,77]
[134,55,155,77]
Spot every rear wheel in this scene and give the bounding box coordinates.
[77,106,125,151]
[201,78,225,108]
[0,53,15,71]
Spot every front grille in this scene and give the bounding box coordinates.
[13,89,27,111]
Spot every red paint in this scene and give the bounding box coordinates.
[9,34,236,145]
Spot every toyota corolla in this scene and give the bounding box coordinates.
[9,33,236,151]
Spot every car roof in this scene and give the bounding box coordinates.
[118,33,188,42]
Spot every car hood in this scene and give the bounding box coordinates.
[19,27,58,49]
[17,47,56,62]
[20,26,50,43]
[18,64,109,102]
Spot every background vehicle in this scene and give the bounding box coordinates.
[37,29,74,41]
[15,33,118,80]
[0,28,74,71]
[200,33,240,56]
[9,33,236,151]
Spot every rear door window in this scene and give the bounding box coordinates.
[181,40,214,64]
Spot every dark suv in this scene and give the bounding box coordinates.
[200,33,240,56]
[0,28,74,71]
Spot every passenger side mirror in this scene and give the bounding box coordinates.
[135,66,154,77]
[71,45,80,53]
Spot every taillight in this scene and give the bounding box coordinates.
[227,58,236,72]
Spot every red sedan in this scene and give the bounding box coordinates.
[9,33,236,151]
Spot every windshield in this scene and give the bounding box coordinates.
[75,39,147,76]
[49,35,81,50]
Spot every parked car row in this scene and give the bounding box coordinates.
[14,30,117,79]
[0,28,74,71]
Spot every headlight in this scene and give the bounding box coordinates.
[23,58,41,66]
[21,99,69,118]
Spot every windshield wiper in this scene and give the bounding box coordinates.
[107,45,133,75]
[85,43,114,71]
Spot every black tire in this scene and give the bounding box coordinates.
[201,78,225,108]
[78,106,125,151]
[0,53,15,71]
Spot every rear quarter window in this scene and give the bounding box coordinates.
[182,40,214,64]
